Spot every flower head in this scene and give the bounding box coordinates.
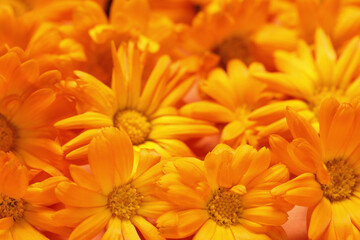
[270,97,360,239]
[55,42,217,160]
[157,143,290,239]
[0,152,69,239]
[55,127,171,240]
[0,46,65,175]
[251,29,360,141]
[181,59,274,148]
[179,0,297,70]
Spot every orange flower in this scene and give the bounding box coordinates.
[181,59,274,148]
[270,97,360,239]
[179,0,297,70]
[0,46,64,175]
[157,143,290,239]
[251,28,360,141]
[55,42,217,160]
[0,152,69,239]
[0,4,86,78]
[54,127,171,240]
[296,0,360,48]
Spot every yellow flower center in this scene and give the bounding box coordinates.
[321,158,357,202]
[113,110,151,145]
[207,188,243,226]
[214,35,252,67]
[0,114,16,152]
[0,194,25,221]
[107,184,143,219]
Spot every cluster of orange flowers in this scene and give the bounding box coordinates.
[1,0,360,239]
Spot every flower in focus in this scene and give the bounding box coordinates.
[54,127,171,240]
[0,152,69,239]
[251,28,360,140]
[0,46,64,175]
[55,42,217,160]
[157,143,290,239]
[270,97,360,239]
[181,59,274,148]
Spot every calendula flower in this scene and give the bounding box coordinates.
[179,0,297,69]
[296,0,360,48]
[0,46,64,175]
[0,4,86,78]
[55,42,217,159]
[54,127,171,240]
[270,97,360,239]
[251,28,360,140]
[0,152,69,239]
[181,59,274,148]
[157,143,290,239]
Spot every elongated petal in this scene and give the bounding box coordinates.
[157,209,209,239]
[122,220,141,240]
[11,220,48,240]
[180,101,235,123]
[53,207,106,227]
[193,219,217,240]
[54,112,112,129]
[69,165,100,192]
[131,215,164,240]
[231,224,271,240]
[308,197,332,239]
[56,182,107,207]
[69,210,111,240]
[102,217,122,240]
[285,107,321,150]
[242,206,288,226]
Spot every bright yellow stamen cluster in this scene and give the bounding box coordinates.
[322,158,357,202]
[113,110,151,145]
[0,114,15,152]
[107,184,143,219]
[214,35,251,67]
[0,194,25,221]
[207,188,243,226]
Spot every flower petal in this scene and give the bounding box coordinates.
[56,182,107,207]
[69,210,111,240]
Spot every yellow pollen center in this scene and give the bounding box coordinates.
[214,35,252,67]
[207,188,243,226]
[0,114,16,152]
[113,110,151,145]
[0,194,25,221]
[321,158,357,202]
[107,184,143,219]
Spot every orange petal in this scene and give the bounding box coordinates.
[308,197,332,239]
[55,182,107,207]
[242,206,288,226]
[131,215,164,240]
[69,210,111,240]
[285,107,320,150]
[69,165,100,192]
[102,217,122,240]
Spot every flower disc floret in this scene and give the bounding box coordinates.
[107,184,143,219]
[113,110,151,145]
[207,188,244,226]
